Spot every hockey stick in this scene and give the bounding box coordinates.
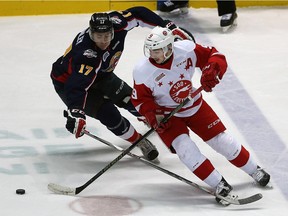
[48,86,203,195]
[82,130,262,205]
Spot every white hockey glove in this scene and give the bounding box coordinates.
[165,20,195,42]
[64,109,86,138]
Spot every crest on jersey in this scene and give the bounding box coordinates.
[169,80,192,103]
[83,49,97,58]
[103,51,122,72]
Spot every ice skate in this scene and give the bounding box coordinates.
[138,138,159,161]
[158,1,189,16]
[251,166,271,187]
[220,12,238,32]
[215,177,234,206]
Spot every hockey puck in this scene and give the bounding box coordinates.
[16,189,25,195]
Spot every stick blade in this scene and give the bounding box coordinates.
[48,183,76,195]
[217,193,263,205]
[238,193,263,205]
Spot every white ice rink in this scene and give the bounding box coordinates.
[1,6,288,216]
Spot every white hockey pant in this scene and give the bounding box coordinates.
[172,134,222,188]
[206,132,257,175]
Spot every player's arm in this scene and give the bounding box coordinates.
[64,56,99,138]
[126,6,194,41]
[125,6,167,28]
[115,6,195,42]
[118,6,194,41]
[131,82,170,133]
[65,62,97,109]
[194,44,228,92]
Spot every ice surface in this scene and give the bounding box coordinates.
[1,6,288,216]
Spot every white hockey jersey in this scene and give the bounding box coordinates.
[132,40,227,118]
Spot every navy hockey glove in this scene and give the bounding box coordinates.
[64,109,86,138]
[165,20,195,42]
[200,62,221,92]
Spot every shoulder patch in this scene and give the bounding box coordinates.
[155,73,165,82]
[83,49,97,58]
[111,16,122,25]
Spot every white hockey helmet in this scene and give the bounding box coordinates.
[144,26,174,61]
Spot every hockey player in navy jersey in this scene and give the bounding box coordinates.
[131,26,270,205]
[50,6,193,161]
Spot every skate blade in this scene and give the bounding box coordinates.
[151,157,160,164]
[222,23,237,33]
[252,181,273,189]
[158,7,188,17]
[221,19,237,33]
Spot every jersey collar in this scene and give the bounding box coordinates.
[149,54,174,70]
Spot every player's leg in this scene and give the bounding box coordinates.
[85,91,158,161]
[206,132,270,187]
[216,0,238,31]
[188,100,270,187]
[99,100,159,161]
[171,133,232,205]
[157,116,232,205]
[95,73,141,117]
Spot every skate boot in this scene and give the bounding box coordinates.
[251,166,270,187]
[220,12,238,32]
[215,177,233,206]
[158,1,189,15]
[138,138,159,161]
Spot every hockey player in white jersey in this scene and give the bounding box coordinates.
[131,26,270,205]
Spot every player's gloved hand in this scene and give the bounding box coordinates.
[165,20,195,42]
[145,110,171,134]
[200,62,221,92]
[63,109,86,138]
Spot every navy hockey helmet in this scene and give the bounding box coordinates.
[89,13,113,33]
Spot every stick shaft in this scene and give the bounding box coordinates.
[76,86,203,194]
[84,129,214,196]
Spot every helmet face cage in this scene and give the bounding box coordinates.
[89,13,114,42]
[144,27,174,61]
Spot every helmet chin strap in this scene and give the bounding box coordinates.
[88,29,94,42]
[161,47,173,64]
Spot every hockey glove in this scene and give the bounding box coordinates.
[200,62,221,92]
[145,111,171,134]
[165,20,195,42]
[64,109,86,138]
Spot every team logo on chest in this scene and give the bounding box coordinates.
[103,51,122,72]
[169,80,192,103]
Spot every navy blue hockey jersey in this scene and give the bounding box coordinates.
[51,6,166,110]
